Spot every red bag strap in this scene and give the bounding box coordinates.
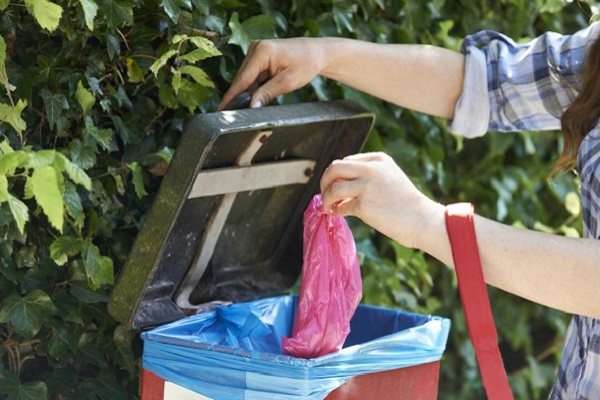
[445,203,513,400]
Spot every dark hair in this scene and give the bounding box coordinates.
[556,33,600,174]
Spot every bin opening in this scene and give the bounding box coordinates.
[140,295,450,400]
[143,295,449,362]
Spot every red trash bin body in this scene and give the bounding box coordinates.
[141,361,441,400]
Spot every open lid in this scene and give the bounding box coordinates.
[108,100,375,329]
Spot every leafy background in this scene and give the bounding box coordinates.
[0,0,594,398]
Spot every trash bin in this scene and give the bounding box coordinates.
[107,100,451,400]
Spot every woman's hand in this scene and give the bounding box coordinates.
[320,152,444,250]
[218,38,328,110]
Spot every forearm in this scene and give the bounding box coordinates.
[318,38,465,119]
[419,204,600,319]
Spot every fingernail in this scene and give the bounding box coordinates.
[251,100,263,108]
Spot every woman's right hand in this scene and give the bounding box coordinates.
[320,152,444,251]
[218,38,328,110]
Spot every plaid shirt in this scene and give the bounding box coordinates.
[449,22,600,399]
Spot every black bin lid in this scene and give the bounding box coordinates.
[108,100,375,329]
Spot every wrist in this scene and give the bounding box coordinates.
[318,37,355,81]
[412,200,447,255]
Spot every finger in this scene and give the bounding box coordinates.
[219,70,261,110]
[321,179,359,212]
[320,159,368,194]
[218,43,267,110]
[256,70,270,84]
[329,197,359,218]
[342,152,387,162]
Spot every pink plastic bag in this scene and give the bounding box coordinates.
[282,194,362,358]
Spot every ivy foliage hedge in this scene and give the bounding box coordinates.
[0,0,593,399]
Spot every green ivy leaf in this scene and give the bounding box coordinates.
[50,237,82,266]
[115,86,133,110]
[0,372,47,400]
[533,221,554,234]
[78,0,98,31]
[0,370,19,397]
[179,65,214,87]
[51,291,84,326]
[96,369,129,400]
[220,0,245,7]
[539,0,566,13]
[63,180,85,229]
[68,139,97,170]
[23,176,34,199]
[0,174,7,203]
[128,162,147,198]
[160,0,191,23]
[31,166,64,232]
[156,147,174,163]
[111,115,133,145]
[228,12,276,54]
[0,100,27,134]
[18,380,48,400]
[0,36,9,88]
[98,0,133,29]
[7,193,29,234]
[40,89,68,131]
[48,324,70,360]
[84,116,113,151]
[112,171,125,195]
[205,12,226,34]
[0,255,18,284]
[191,0,208,14]
[0,151,27,175]
[560,225,580,238]
[69,281,108,304]
[125,57,144,83]
[87,76,103,96]
[76,331,109,369]
[0,0,8,11]
[26,149,55,169]
[24,0,63,32]
[55,153,92,190]
[332,4,354,34]
[0,139,13,154]
[76,81,95,115]
[0,289,57,338]
[113,325,136,376]
[149,49,177,76]
[106,33,121,60]
[81,241,114,289]
[564,191,580,217]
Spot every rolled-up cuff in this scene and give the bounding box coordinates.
[447,48,490,138]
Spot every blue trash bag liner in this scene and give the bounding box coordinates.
[142,295,450,400]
